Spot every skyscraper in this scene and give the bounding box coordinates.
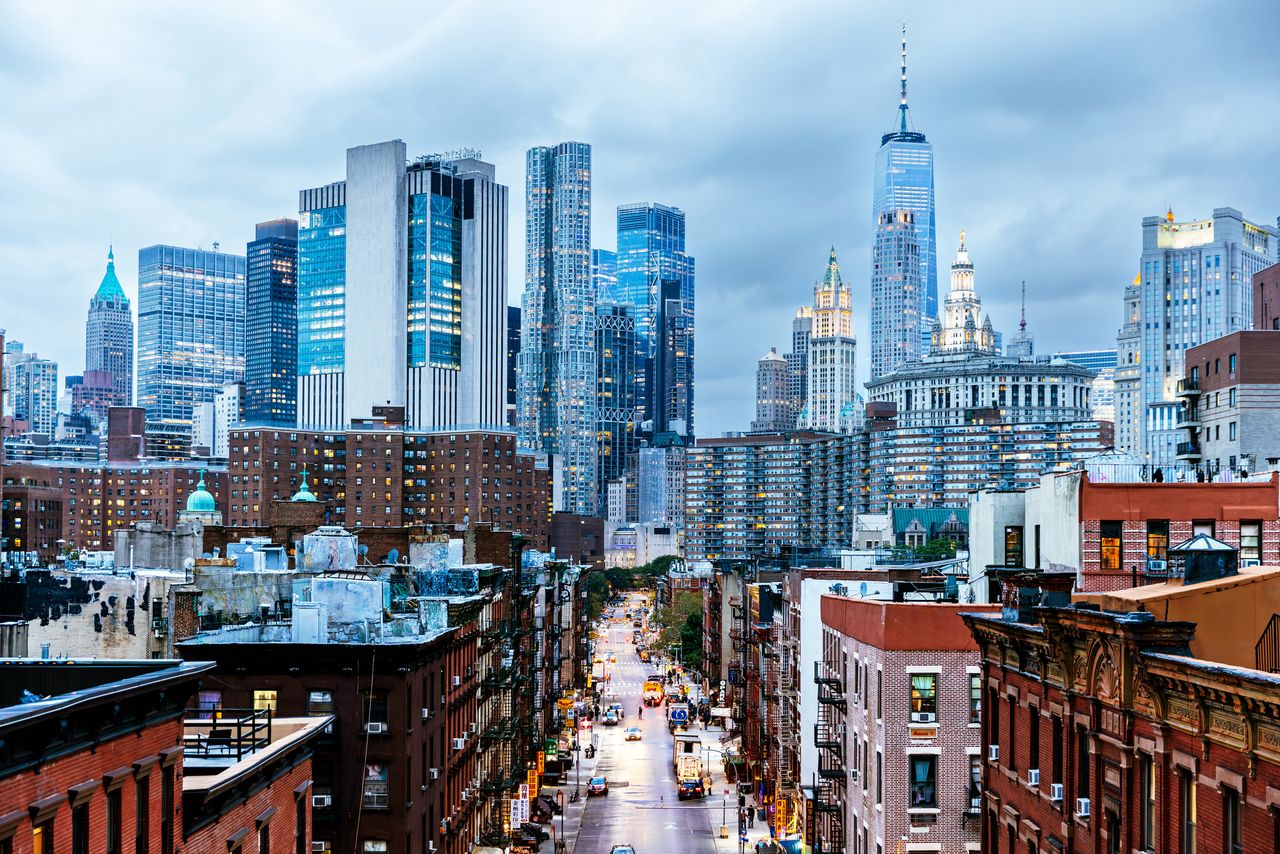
[136,244,246,428]
[506,305,521,427]
[800,249,858,432]
[654,278,694,435]
[872,27,937,338]
[596,303,638,508]
[786,307,813,427]
[592,248,618,302]
[518,142,597,514]
[751,348,792,432]
[1004,281,1034,358]
[614,203,695,432]
[296,141,508,430]
[84,247,133,410]
[1131,207,1277,464]
[244,218,298,425]
[869,209,921,379]
[2,340,58,435]
[932,231,997,355]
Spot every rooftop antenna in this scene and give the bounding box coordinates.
[899,24,909,133]
[1019,280,1027,334]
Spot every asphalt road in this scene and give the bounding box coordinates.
[571,602,718,854]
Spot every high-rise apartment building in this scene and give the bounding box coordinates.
[1055,348,1118,423]
[592,248,617,302]
[244,218,298,425]
[873,28,937,338]
[1131,208,1276,465]
[1114,276,1143,450]
[800,249,858,432]
[136,244,246,429]
[506,305,520,427]
[752,348,792,432]
[2,340,58,435]
[654,278,694,435]
[614,203,695,432]
[869,209,921,379]
[597,303,638,509]
[297,141,508,431]
[518,142,597,515]
[84,247,133,411]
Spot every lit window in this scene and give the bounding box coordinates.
[909,674,936,722]
[253,690,278,712]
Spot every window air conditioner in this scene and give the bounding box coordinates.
[1075,797,1090,817]
[365,722,387,734]
[311,794,332,808]
[422,708,433,721]
[469,722,478,734]
[1027,769,1039,786]
[312,843,328,853]
[1050,783,1064,801]
[912,712,937,723]
[453,675,461,687]
[430,767,440,780]
[988,745,1000,761]
[452,737,466,750]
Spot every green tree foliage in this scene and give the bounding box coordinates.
[651,591,704,671]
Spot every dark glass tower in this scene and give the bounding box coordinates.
[245,219,299,425]
[596,303,638,509]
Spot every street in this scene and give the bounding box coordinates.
[559,594,722,854]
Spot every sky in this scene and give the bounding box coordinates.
[1,0,1278,437]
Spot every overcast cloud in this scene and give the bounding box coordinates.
[1,0,1277,437]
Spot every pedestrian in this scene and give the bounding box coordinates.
[748,809,755,829]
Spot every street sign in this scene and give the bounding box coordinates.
[537,751,546,774]
[526,770,539,797]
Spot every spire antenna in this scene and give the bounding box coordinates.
[899,23,909,132]
[1019,280,1027,334]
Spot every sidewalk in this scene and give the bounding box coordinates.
[695,723,782,854]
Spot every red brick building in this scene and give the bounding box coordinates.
[0,479,62,563]
[819,596,1000,854]
[1255,261,1280,331]
[965,567,1280,854]
[970,468,1280,596]
[226,425,550,550]
[0,658,327,854]
[1,461,227,553]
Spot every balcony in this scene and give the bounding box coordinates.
[1175,407,1200,429]
[1175,441,1202,461]
[1176,377,1201,397]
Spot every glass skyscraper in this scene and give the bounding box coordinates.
[872,29,937,337]
[869,210,921,380]
[614,202,695,434]
[297,142,508,431]
[245,219,298,425]
[596,303,638,505]
[592,248,618,302]
[136,244,246,429]
[518,142,597,514]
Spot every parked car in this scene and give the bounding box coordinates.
[588,775,609,796]
[624,726,642,741]
[610,847,636,854]
[603,710,619,726]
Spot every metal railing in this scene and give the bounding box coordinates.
[1256,613,1280,674]
[183,707,272,761]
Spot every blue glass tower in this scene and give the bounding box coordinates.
[245,219,298,425]
[592,249,617,302]
[614,203,695,434]
[872,27,937,336]
[136,245,246,428]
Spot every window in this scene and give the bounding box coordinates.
[1229,353,1237,373]
[875,750,882,804]
[876,669,882,719]
[1146,521,1169,561]
[988,687,1000,753]
[1180,771,1197,854]
[1077,726,1091,804]
[1052,716,1065,786]
[363,764,389,808]
[1224,787,1242,854]
[1240,522,1261,562]
[307,690,335,714]
[162,764,175,854]
[1139,755,1155,851]
[258,824,271,854]
[296,794,308,854]
[362,841,389,853]
[969,754,982,811]
[73,803,89,854]
[1229,421,1237,441]
[33,823,52,854]
[195,689,222,712]
[1193,520,1215,538]
[1100,521,1122,571]
[107,787,122,854]
[1004,526,1023,566]
[1008,696,1018,771]
[253,690,278,712]
[136,775,150,854]
[969,673,982,723]
[363,691,389,727]
[1029,710,1040,778]
[909,755,937,808]
[910,674,937,722]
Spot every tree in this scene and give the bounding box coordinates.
[651,591,703,670]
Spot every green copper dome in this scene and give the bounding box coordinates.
[94,246,128,303]
[185,471,217,513]
[291,469,318,502]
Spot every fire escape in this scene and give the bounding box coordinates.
[777,632,800,795]
[759,623,781,795]
[813,660,847,854]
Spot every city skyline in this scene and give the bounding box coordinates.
[2,3,1278,438]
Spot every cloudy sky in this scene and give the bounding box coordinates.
[2,1,1277,437]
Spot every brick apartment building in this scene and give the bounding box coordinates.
[1,461,227,553]
[226,420,550,550]
[0,478,62,562]
[819,596,1000,854]
[969,467,1280,596]
[0,658,327,854]
[1179,329,1280,472]
[965,564,1280,854]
